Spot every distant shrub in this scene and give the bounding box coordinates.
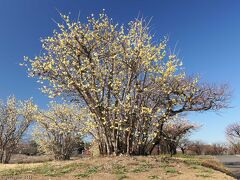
[15,140,39,156]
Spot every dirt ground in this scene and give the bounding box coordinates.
[0,155,235,180]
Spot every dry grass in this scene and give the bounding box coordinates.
[174,154,233,176]
[0,155,235,180]
[9,154,54,164]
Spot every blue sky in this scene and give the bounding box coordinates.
[0,0,239,143]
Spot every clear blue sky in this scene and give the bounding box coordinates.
[0,0,239,143]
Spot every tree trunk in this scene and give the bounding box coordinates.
[1,150,12,164]
[126,131,131,155]
[169,143,177,156]
[181,148,185,154]
[0,150,3,163]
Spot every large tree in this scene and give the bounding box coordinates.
[0,97,37,163]
[24,12,229,155]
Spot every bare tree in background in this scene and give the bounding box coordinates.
[0,97,37,163]
[178,138,191,154]
[226,122,240,154]
[188,141,206,155]
[160,118,199,155]
[211,143,228,155]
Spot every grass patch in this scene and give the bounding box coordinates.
[159,162,170,168]
[188,163,211,172]
[200,159,230,175]
[195,173,212,178]
[172,154,194,159]
[148,175,160,179]
[75,165,101,178]
[33,162,85,176]
[0,167,28,176]
[0,162,85,177]
[200,168,213,174]
[117,174,128,180]
[189,164,203,170]
[164,167,179,174]
[158,159,180,175]
[180,157,200,166]
[174,155,235,178]
[112,164,128,174]
[112,164,128,180]
[132,162,152,173]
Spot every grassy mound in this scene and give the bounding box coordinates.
[0,155,234,180]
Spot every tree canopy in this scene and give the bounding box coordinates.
[0,96,37,163]
[34,102,90,160]
[24,12,230,155]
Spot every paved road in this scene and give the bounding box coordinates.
[215,155,240,179]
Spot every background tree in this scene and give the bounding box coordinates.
[0,97,37,163]
[228,143,240,154]
[24,11,230,156]
[226,122,240,154]
[187,141,228,155]
[178,138,191,154]
[160,118,199,155]
[15,140,39,156]
[204,143,227,155]
[34,103,91,160]
[187,141,206,155]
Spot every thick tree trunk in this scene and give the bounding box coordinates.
[0,150,3,163]
[181,148,185,154]
[169,143,177,156]
[126,131,131,155]
[1,150,12,164]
